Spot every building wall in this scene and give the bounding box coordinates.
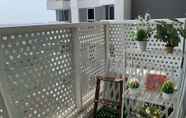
[132,0,186,19]
[56,10,71,22]
[79,8,87,22]
[79,6,107,22]
[95,6,106,21]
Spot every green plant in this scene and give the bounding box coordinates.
[161,80,175,94]
[135,14,153,41]
[136,29,150,41]
[155,20,180,47]
[169,18,186,39]
[138,106,161,118]
[155,18,186,48]
[128,79,140,89]
[129,14,153,41]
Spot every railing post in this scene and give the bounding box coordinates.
[71,27,82,109]
[104,23,110,73]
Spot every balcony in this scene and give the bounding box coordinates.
[0,19,185,118]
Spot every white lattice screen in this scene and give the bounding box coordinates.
[78,25,105,100]
[0,20,185,118]
[0,26,76,118]
[106,20,185,117]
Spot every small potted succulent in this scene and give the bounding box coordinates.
[127,79,140,94]
[155,19,184,54]
[161,80,175,99]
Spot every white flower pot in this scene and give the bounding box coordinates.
[129,88,139,95]
[137,41,147,51]
[162,93,173,99]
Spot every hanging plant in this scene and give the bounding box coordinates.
[155,18,186,53]
[133,13,153,51]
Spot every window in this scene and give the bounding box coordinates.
[88,8,95,22]
[62,10,69,21]
[109,6,114,20]
[106,5,114,20]
[56,10,70,22]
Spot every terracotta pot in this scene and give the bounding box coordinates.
[165,46,174,54]
[137,41,147,51]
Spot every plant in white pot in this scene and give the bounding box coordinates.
[134,14,153,51]
[127,79,140,94]
[135,29,151,51]
[161,80,176,99]
[155,20,181,54]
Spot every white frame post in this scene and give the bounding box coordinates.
[71,27,82,109]
[115,0,131,20]
[70,0,79,23]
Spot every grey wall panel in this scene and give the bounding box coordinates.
[95,6,106,21]
[132,0,186,19]
[79,8,88,22]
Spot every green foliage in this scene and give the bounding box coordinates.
[136,29,150,41]
[96,106,118,118]
[138,106,161,118]
[155,21,180,47]
[127,79,140,89]
[170,18,186,39]
[154,18,186,47]
[96,106,127,118]
[132,14,153,41]
[161,80,175,94]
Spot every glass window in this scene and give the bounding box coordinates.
[88,8,95,22]
[106,5,114,20]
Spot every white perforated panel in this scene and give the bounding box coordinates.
[0,27,76,118]
[79,25,106,99]
[0,21,184,118]
[107,21,185,118]
[0,93,9,118]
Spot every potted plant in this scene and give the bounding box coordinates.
[138,106,161,118]
[155,20,181,53]
[134,14,153,51]
[161,80,175,99]
[135,29,151,51]
[127,79,140,94]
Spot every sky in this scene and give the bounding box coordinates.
[0,0,56,24]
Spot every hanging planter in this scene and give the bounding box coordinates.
[165,45,174,54]
[136,29,149,51]
[155,19,186,54]
[132,15,153,52]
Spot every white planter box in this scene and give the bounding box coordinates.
[137,41,147,51]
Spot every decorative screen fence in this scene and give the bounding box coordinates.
[0,19,185,118]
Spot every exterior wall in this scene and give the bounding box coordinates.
[47,0,70,10]
[95,6,106,21]
[79,6,107,22]
[78,0,115,8]
[56,10,71,22]
[131,0,186,19]
[79,8,87,22]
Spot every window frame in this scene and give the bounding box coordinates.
[87,8,95,22]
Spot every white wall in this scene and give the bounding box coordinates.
[77,0,115,9]
[47,0,70,10]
